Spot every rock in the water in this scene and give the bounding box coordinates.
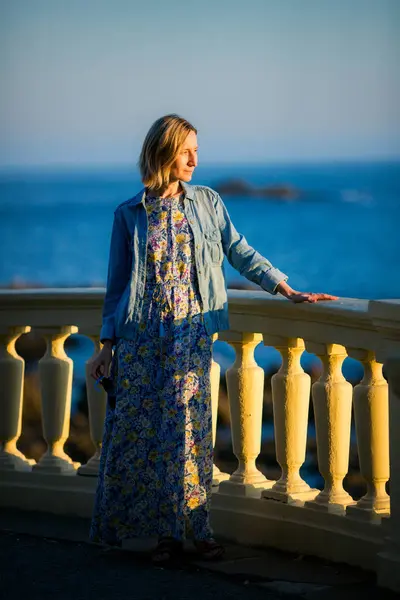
[214,178,300,200]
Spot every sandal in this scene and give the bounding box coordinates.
[194,538,225,561]
[151,537,183,565]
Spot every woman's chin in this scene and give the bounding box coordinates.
[182,172,194,182]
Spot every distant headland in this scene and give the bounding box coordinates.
[214,179,301,200]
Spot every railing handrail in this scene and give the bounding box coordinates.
[1,288,399,347]
[0,287,105,303]
[0,286,396,314]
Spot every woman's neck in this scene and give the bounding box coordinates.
[148,180,182,199]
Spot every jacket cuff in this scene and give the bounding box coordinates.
[100,319,115,344]
[260,268,288,295]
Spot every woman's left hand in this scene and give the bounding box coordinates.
[276,281,338,303]
[287,291,339,303]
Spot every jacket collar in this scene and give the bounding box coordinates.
[129,181,195,206]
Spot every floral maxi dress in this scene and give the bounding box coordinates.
[90,193,214,544]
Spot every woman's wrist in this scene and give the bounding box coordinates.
[276,281,296,299]
[101,339,114,350]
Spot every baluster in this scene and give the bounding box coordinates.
[304,343,354,513]
[77,336,107,476]
[262,336,318,504]
[218,332,273,497]
[0,326,35,471]
[210,333,229,487]
[33,326,80,473]
[377,354,400,590]
[369,300,400,591]
[346,350,389,521]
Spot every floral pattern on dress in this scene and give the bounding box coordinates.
[90,193,214,544]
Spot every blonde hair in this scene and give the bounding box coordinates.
[139,114,197,190]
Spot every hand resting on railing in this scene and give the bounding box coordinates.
[277,280,338,303]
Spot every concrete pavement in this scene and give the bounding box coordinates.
[0,508,397,600]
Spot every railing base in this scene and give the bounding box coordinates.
[77,456,100,477]
[305,491,356,515]
[218,479,274,498]
[346,504,390,524]
[211,492,383,572]
[32,454,80,475]
[0,471,96,518]
[212,464,230,488]
[0,452,35,472]
[262,486,320,505]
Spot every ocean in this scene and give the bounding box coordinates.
[1,161,399,399]
[1,161,399,296]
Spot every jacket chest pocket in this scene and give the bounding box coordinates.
[204,229,223,265]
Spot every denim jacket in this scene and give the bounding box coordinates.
[100,181,288,343]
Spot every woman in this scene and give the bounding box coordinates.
[89,114,337,563]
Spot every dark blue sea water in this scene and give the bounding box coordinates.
[1,162,399,402]
[1,161,399,297]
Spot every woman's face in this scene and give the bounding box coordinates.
[170,131,198,182]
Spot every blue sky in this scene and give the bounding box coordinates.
[1,0,399,166]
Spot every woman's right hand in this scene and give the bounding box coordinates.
[90,342,113,380]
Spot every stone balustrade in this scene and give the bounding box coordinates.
[0,289,399,592]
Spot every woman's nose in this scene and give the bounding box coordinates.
[188,152,197,166]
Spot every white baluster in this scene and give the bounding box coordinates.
[346,350,389,521]
[262,336,318,504]
[377,354,400,590]
[370,300,400,592]
[210,333,229,488]
[219,332,273,497]
[33,326,80,474]
[304,343,354,513]
[0,326,35,471]
[77,336,107,476]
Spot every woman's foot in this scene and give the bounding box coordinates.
[193,538,225,561]
[151,537,183,565]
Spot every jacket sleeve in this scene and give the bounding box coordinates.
[213,192,288,294]
[100,208,132,343]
